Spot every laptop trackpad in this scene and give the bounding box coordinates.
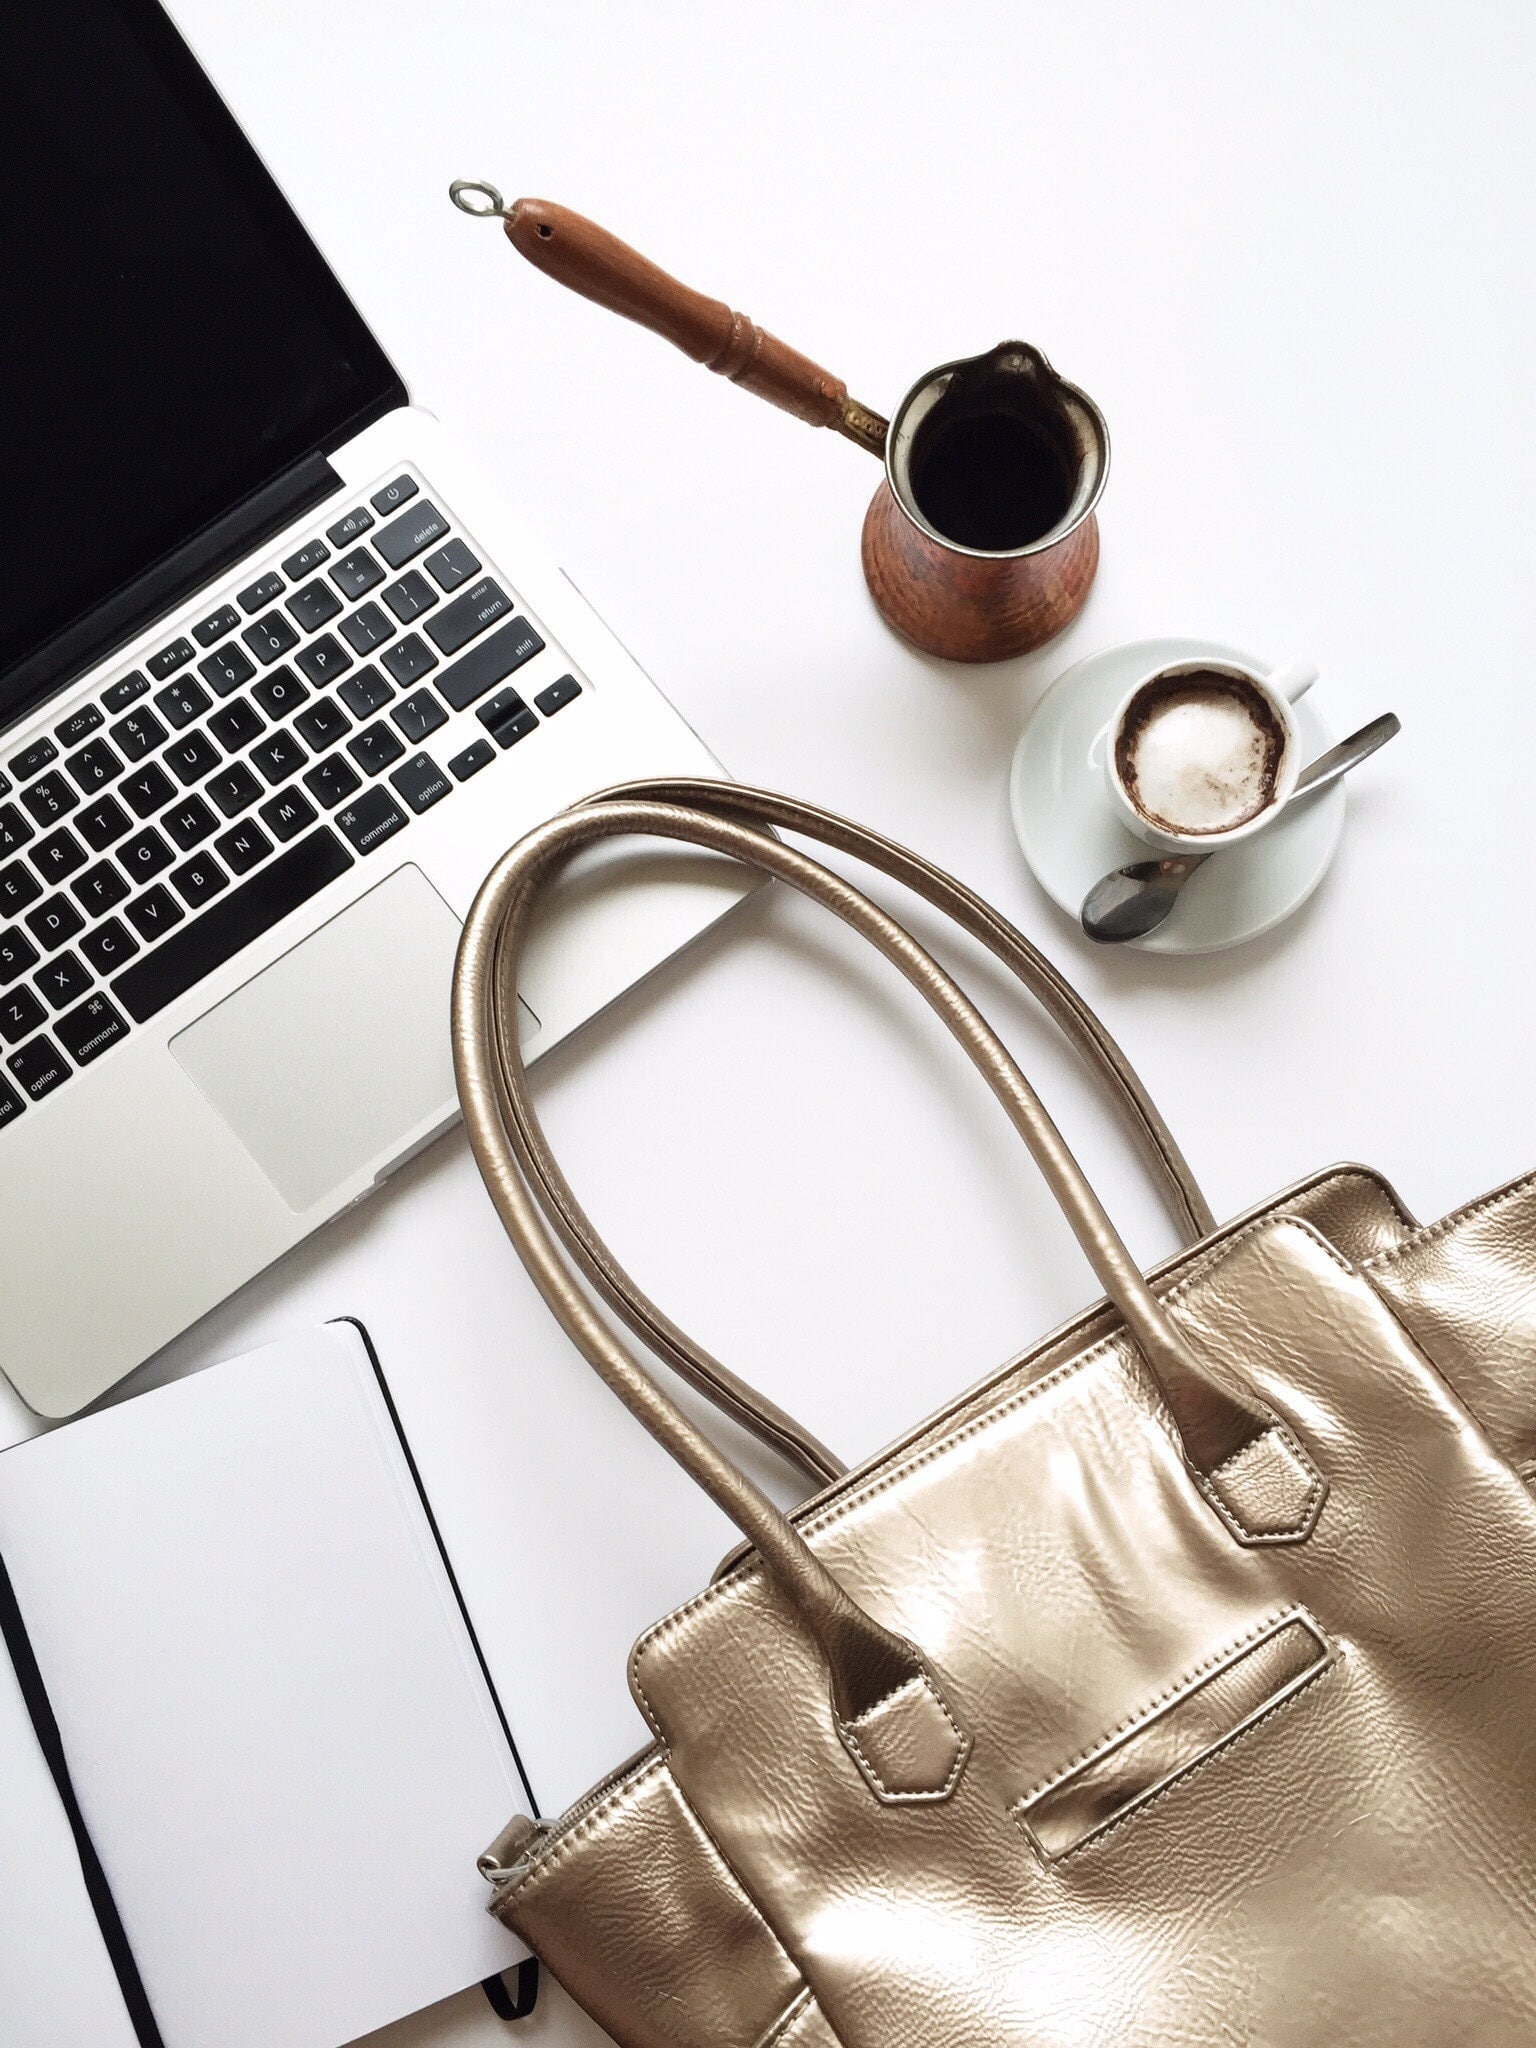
[171,866,471,1213]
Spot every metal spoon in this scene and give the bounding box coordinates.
[1080,712,1400,944]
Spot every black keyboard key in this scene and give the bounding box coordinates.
[25,895,84,951]
[0,863,42,916]
[336,784,409,857]
[302,753,362,810]
[125,886,184,943]
[371,474,419,514]
[238,570,285,614]
[0,985,46,1043]
[438,616,545,711]
[10,739,57,780]
[374,499,446,569]
[535,673,583,717]
[120,761,177,818]
[380,634,437,687]
[206,761,263,819]
[113,827,353,1024]
[147,638,195,680]
[294,634,352,686]
[347,721,406,776]
[330,546,385,600]
[242,611,299,665]
[56,705,103,746]
[251,667,308,720]
[55,991,127,1067]
[382,569,438,624]
[164,794,218,850]
[164,731,222,785]
[72,859,130,918]
[0,1074,22,1125]
[448,737,495,781]
[110,708,168,761]
[0,928,39,982]
[30,828,87,885]
[286,579,343,632]
[294,698,351,750]
[171,851,229,908]
[193,603,241,647]
[389,753,452,815]
[154,677,210,729]
[80,918,138,973]
[198,641,257,697]
[0,806,33,855]
[208,699,265,751]
[102,671,150,713]
[118,828,174,884]
[327,506,374,547]
[7,1035,69,1101]
[0,772,14,801]
[424,538,481,591]
[22,772,78,825]
[478,687,537,748]
[281,538,330,580]
[339,602,394,656]
[66,739,123,792]
[250,730,308,786]
[391,688,448,742]
[35,950,92,1009]
[260,787,317,842]
[338,666,394,718]
[77,794,131,851]
[214,819,273,876]
[426,577,511,656]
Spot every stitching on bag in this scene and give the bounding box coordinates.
[1012,1606,1312,1809]
[503,1751,673,1902]
[755,1988,814,2048]
[1018,1640,1342,1865]
[1197,1425,1328,1545]
[632,1214,1350,1696]
[838,1670,970,1802]
[1363,1168,1536,1273]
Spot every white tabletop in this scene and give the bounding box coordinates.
[11,4,1536,2043]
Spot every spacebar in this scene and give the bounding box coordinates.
[112,828,354,1024]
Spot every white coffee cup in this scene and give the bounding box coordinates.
[1104,656,1318,853]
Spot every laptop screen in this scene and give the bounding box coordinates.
[0,0,402,724]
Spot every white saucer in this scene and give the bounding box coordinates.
[1009,637,1344,956]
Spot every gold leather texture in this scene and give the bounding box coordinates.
[454,783,1536,2048]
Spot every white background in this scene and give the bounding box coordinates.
[9,3,1534,2043]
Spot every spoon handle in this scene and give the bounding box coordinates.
[1293,712,1401,799]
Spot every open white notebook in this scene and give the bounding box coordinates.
[0,1323,533,2048]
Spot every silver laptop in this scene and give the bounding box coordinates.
[0,0,746,1417]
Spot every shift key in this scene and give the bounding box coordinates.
[425,577,512,656]
[437,616,546,711]
[374,500,449,569]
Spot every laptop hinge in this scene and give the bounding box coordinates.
[1,450,342,737]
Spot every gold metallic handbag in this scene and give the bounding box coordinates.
[454,779,1536,2048]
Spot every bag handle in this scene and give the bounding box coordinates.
[452,786,1322,1785]
[488,777,1216,1489]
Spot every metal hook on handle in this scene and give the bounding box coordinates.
[450,179,508,219]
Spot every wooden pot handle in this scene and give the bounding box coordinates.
[501,197,887,455]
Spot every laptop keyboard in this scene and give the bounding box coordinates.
[0,474,583,1130]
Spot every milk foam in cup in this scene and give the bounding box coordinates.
[1104,658,1318,854]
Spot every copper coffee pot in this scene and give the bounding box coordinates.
[450,183,1108,663]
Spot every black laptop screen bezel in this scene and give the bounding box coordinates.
[0,0,406,726]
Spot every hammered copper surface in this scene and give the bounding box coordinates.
[457,785,1536,2047]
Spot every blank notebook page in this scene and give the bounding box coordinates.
[0,1324,529,2048]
